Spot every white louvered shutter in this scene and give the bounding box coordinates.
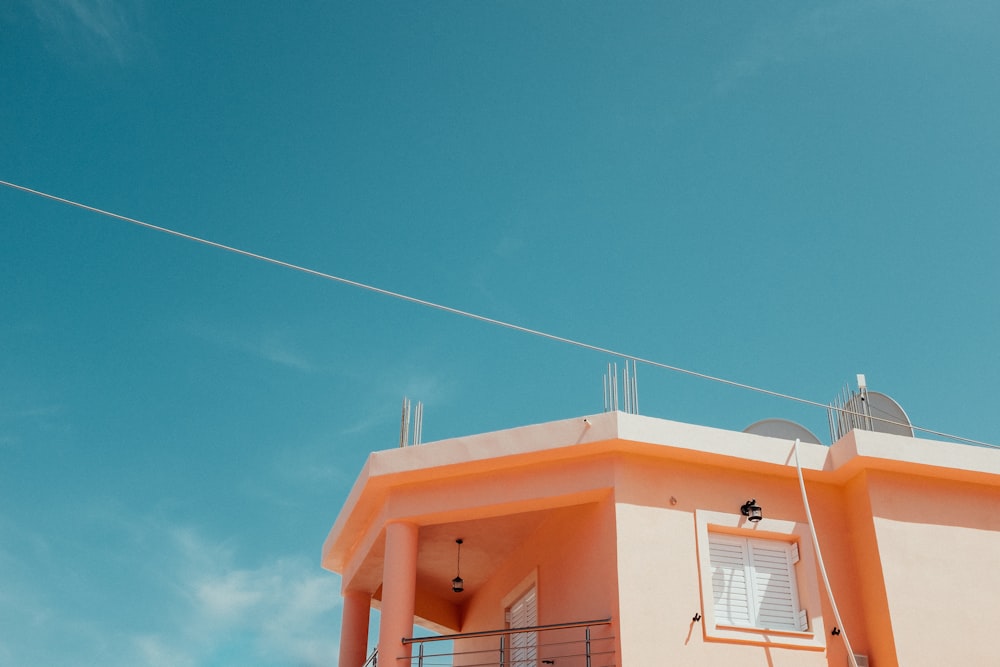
[747,539,807,631]
[709,534,753,626]
[709,534,807,632]
[509,586,537,667]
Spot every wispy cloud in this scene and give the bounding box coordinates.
[0,403,66,449]
[713,1,882,95]
[170,527,344,666]
[0,512,344,667]
[335,363,454,438]
[132,635,196,667]
[184,322,318,373]
[256,335,315,372]
[29,0,146,64]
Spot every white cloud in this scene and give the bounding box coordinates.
[713,1,885,95]
[29,0,146,63]
[184,322,318,373]
[195,570,266,619]
[0,512,344,667]
[257,336,315,372]
[132,635,196,667]
[169,529,344,666]
[0,402,68,449]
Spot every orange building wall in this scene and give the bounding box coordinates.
[842,472,897,665]
[865,470,1000,666]
[324,413,1000,667]
[453,496,619,666]
[613,454,831,666]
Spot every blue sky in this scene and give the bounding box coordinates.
[2,1,999,665]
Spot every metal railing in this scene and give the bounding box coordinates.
[364,647,378,666]
[400,617,615,667]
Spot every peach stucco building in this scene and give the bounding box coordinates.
[322,411,1000,667]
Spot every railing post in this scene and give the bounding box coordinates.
[499,633,505,667]
[585,626,592,667]
[417,642,423,667]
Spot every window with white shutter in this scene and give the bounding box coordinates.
[507,585,537,667]
[708,534,807,632]
[695,510,825,649]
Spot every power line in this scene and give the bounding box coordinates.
[2,178,997,450]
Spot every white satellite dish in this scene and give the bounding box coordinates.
[743,418,822,444]
[845,391,914,437]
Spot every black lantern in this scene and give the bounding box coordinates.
[741,499,763,522]
[452,539,464,593]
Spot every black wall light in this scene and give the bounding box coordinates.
[452,539,464,593]
[741,499,763,522]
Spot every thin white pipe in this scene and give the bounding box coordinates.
[792,438,858,667]
[631,359,639,415]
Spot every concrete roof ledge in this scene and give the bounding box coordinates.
[830,428,1000,481]
[323,413,999,572]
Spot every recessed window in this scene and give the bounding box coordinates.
[506,586,537,665]
[694,509,825,650]
[708,533,807,632]
[503,572,538,667]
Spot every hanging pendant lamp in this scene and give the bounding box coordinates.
[452,539,464,593]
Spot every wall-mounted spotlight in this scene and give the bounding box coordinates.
[741,499,763,522]
[452,539,465,593]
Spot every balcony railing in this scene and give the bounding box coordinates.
[399,617,615,667]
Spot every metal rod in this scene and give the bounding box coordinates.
[632,359,639,414]
[402,618,612,644]
[414,401,423,445]
[603,367,609,412]
[612,361,618,412]
[399,397,409,447]
[827,405,836,444]
[626,359,631,413]
[622,362,628,414]
[585,626,592,667]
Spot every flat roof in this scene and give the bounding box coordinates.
[323,411,999,574]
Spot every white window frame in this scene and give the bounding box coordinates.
[503,571,538,667]
[507,586,537,667]
[695,509,826,650]
[708,533,807,632]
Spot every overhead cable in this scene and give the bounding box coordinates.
[2,179,996,450]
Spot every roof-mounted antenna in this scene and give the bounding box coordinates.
[828,375,913,441]
[604,362,620,412]
[602,360,639,414]
[399,397,411,448]
[399,396,424,447]
[413,400,423,445]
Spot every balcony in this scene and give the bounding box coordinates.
[366,618,616,667]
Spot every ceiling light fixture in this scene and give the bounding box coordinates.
[452,539,464,593]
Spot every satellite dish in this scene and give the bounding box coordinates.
[743,419,822,444]
[844,391,914,437]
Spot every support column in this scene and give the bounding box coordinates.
[338,589,371,667]
[377,521,419,666]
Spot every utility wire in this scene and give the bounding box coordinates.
[3,179,997,450]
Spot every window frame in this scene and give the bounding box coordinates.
[695,509,826,650]
[502,571,538,667]
[708,532,807,632]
